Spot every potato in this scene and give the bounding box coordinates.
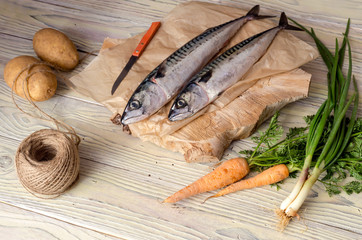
[4,56,57,102]
[33,28,79,71]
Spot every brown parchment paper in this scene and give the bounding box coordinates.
[68,1,319,162]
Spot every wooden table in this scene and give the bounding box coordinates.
[1,1,361,239]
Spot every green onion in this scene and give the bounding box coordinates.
[278,18,359,228]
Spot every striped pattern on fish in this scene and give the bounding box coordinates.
[121,5,273,125]
[168,12,302,121]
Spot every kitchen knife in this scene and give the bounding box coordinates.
[111,21,161,95]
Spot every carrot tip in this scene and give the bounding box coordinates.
[162,198,173,203]
[202,195,215,204]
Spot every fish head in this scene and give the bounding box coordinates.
[168,83,209,121]
[121,81,167,125]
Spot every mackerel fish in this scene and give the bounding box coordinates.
[168,12,302,121]
[121,5,273,125]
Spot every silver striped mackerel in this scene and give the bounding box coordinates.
[168,12,302,121]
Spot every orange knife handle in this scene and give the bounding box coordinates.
[133,21,161,57]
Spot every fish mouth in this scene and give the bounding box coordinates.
[121,109,147,125]
[168,108,193,122]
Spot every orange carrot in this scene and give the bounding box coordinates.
[163,158,249,203]
[205,164,289,201]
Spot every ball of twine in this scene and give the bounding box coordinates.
[11,61,83,198]
[15,129,80,198]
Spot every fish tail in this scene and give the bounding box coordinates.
[278,12,303,31]
[246,5,275,20]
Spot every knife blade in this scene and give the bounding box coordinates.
[111,21,161,95]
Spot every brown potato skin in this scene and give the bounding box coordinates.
[4,56,57,102]
[33,28,79,71]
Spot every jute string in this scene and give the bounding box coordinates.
[12,53,96,198]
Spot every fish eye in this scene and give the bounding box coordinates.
[176,99,187,109]
[130,100,141,110]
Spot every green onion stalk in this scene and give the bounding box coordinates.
[278,19,359,228]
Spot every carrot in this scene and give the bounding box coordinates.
[163,158,249,203]
[205,164,289,201]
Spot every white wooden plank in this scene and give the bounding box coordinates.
[1,133,361,240]
[0,203,120,240]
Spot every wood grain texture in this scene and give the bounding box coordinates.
[0,0,361,239]
[0,202,120,240]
